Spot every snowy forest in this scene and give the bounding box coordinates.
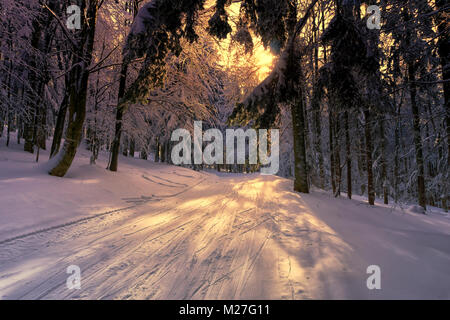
[0,0,449,300]
[1,0,448,211]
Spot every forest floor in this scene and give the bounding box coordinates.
[0,137,449,299]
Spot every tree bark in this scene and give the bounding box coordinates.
[49,0,99,177]
[23,14,44,154]
[408,62,427,210]
[291,97,309,193]
[108,63,128,171]
[313,101,325,188]
[50,92,68,158]
[141,150,148,160]
[24,121,34,153]
[160,141,166,163]
[17,115,22,144]
[436,0,449,210]
[380,118,388,204]
[155,137,160,162]
[334,111,341,197]
[129,138,135,157]
[329,108,336,194]
[122,135,129,157]
[345,111,352,199]
[364,110,375,205]
[393,90,401,203]
[108,1,141,171]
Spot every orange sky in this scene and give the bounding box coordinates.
[214,1,275,81]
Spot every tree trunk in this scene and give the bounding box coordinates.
[28,5,54,152]
[408,62,427,210]
[364,110,375,205]
[334,111,341,197]
[329,108,336,194]
[129,138,135,157]
[49,0,98,177]
[436,0,449,210]
[380,118,388,204]
[50,92,68,158]
[394,91,401,203]
[108,63,128,171]
[17,115,22,144]
[23,15,43,154]
[35,102,47,150]
[24,121,34,153]
[313,102,325,188]
[5,45,12,147]
[141,151,148,160]
[122,135,129,157]
[108,1,141,171]
[345,111,352,199]
[291,98,309,193]
[6,109,11,147]
[49,87,88,176]
[160,141,166,163]
[165,141,171,164]
[357,122,366,195]
[155,137,160,162]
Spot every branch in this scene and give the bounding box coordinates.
[41,2,78,49]
[89,57,145,74]
[89,63,123,74]
[293,0,320,39]
[87,45,120,73]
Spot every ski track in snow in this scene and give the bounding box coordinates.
[0,171,449,299]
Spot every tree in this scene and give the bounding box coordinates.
[435,0,449,211]
[229,0,320,193]
[383,0,438,210]
[313,0,381,204]
[48,0,100,176]
[108,0,206,171]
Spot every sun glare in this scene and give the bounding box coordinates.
[212,1,275,81]
[253,46,275,80]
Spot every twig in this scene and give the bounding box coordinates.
[41,2,78,49]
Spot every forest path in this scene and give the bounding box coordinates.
[0,172,449,299]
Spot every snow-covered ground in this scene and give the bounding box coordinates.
[0,138,449,299]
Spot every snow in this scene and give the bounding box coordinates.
[128,0,157,36]
[0,136,449,299]
[242,48,289,109]
[0,138,204,243]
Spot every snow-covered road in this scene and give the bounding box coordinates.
[1,169,449,300]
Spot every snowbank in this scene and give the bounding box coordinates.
[0,136,205,242]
